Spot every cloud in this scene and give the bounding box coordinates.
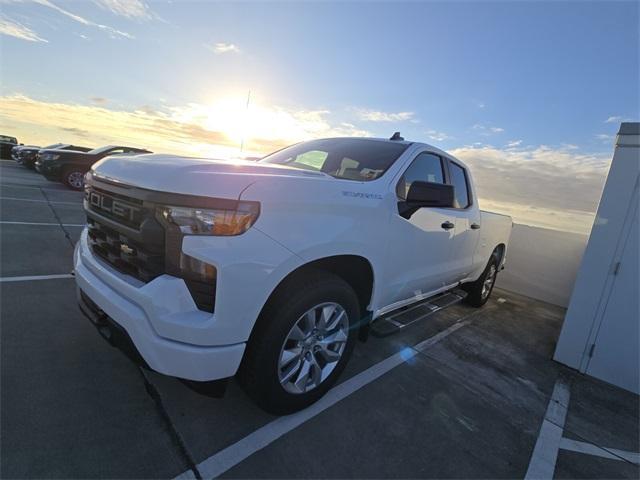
[605,115,636,124]
[0,94,370,159]
[354,108,414,122]
[595,133,614,142]
[31,0,133,39]
[0,15,47,42]
[451,144,611,234]
[505,140,522,148]
[93,0,152,20]
[90,97,108,104]
[426,129,451,142]
[60,126,91,138]
[205,42,241,54]
[472,123,505,136]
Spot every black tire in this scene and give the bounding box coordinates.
[62,167,86,190]
[462,254,499,307]
[238,270,360,414]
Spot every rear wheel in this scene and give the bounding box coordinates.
[63,168,86,190]
[463,254,499,307]
[238,270,359,414]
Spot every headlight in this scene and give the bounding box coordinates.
[158,202,260,236]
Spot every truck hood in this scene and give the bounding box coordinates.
[91,154,330,198]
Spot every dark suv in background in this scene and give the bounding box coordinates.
[1,135,18,159]
[36,145,152,189]
[18,143,92,169]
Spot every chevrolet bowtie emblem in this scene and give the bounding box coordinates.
[120,244,135,255]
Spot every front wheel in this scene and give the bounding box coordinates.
[238,271,359,414]
[63,168,86,190]
[462,255,499,307]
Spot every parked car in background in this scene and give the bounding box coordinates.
[11,144,39,161]
[36,145,152,189]
[1,135,19,159]
[18,143,92,169]
[75,135,512,414]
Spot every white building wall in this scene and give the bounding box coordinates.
[553,122,640,394]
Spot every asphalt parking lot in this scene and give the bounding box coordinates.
[1,158,638,479]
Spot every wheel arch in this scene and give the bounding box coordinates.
[265,254,375,316]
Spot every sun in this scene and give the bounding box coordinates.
[202,95,252,145]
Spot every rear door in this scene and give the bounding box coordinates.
[443,160,481,282]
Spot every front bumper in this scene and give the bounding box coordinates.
[35,161,61,180]
[74,231,246,381]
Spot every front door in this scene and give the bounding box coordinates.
[380,152,456,310]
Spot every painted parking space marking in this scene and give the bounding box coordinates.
[0,196,81,205]
[525,378,571,479]
[0,183,82,194]
[0,221,84,227]
[0,273,75,283]
[559,437,640,465]
[179,316,475,479]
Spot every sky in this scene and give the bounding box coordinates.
[0,0,638,234]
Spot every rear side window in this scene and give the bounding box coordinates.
[449,162,471,208]
[396,152,444,200]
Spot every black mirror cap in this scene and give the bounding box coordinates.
[399,181,455,219]
[407,181,454,207]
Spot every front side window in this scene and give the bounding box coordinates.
[260,138,410,182]
[449,162,471,208]
[396,152,444,200]
[106,148,127,155]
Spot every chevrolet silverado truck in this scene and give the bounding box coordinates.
[74,135,512,414]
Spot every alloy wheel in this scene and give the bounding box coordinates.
[278,302,349,394]
[481,264,497,300]
[67,171,84,189]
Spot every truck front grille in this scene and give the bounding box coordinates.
[87,217,165,283]
[85,187,144,229]
[84,180,216,313]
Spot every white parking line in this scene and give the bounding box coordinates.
[0,183,82,194]
[525,378,571,479]
[183,318,473,479]
[559,437,640,465]
[0,273,75,283]
[0,196,81,205]
[0,221,84,227]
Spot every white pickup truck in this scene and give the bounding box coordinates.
[75,135,512,413]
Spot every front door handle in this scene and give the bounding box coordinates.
[441,221,455,230]
[470,223,481,230]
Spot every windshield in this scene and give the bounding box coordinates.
[45,143,65,149]
[0,135,17,144]
[259,138,410,181]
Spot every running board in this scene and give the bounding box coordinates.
[370,289,467,337]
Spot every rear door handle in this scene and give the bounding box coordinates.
[470,223,481,230]
[441,221,455,230]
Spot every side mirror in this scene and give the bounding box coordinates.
[399,181,454,218]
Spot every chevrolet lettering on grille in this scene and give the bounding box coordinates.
[87,190,141,223]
